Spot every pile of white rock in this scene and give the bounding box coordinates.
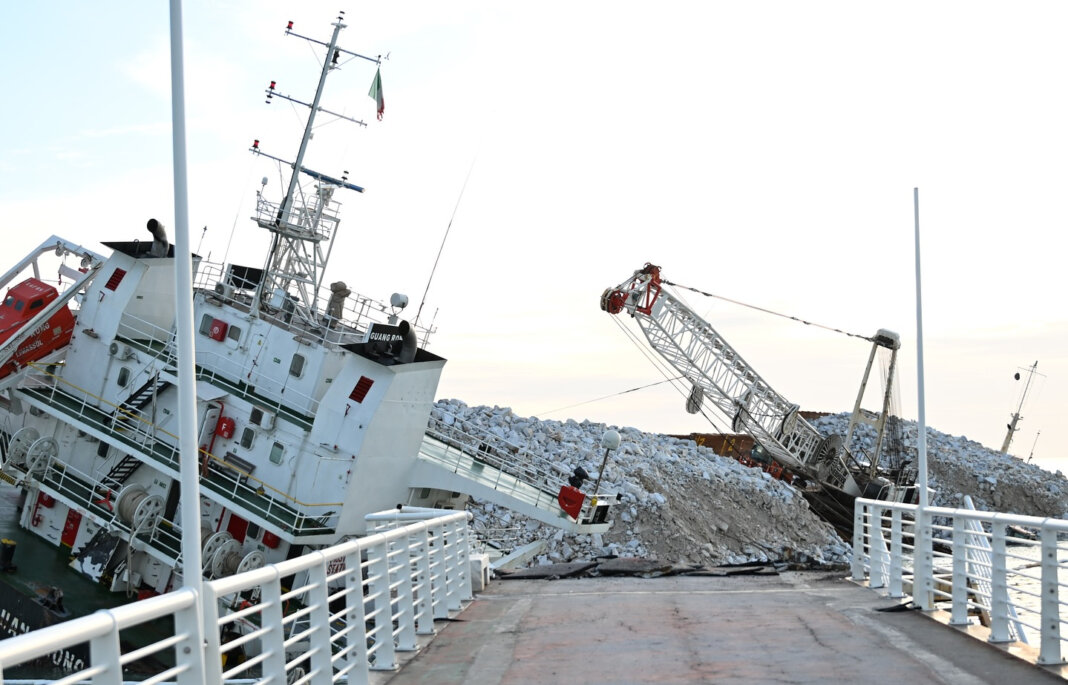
[435,400,1068,570]
[810,413,1068,519]
[434,400,848,568]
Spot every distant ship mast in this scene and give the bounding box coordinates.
[249,12,378,323]
[1001,360,1040,454]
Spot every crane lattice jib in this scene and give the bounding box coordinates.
[602,264,847,486]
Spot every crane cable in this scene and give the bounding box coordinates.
[538,316,734,436]
[662,278,876,344]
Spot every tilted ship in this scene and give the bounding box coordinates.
[0,15,613,674]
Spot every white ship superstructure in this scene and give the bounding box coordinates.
[0,15,614,629]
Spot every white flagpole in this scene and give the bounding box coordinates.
[912,186,933,611]
[913,187,928,508]
[168,0,205,626]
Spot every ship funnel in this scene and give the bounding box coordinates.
[395,320,417,363]
[146,218,170,257]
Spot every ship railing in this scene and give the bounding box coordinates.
[19,364,341,537]
[253,191,339,243]
[7,450,185,563]
[0,507,475,684]
[852,497,1067,666]
[425,410,610,525]
[115,312,323,425]
[193,258,436,349]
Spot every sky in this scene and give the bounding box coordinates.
[1,2,1065,473]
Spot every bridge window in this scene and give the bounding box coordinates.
[198,314,213,336]
[227,324,242,343]
[240,427,255,449]
[117,367,130,387]
[269,441,284,465]
[289,354,305,378]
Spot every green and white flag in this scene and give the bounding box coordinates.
[368,68,384,121]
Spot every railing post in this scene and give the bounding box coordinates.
[340,547,370,685]
[307,556,335,684]
[172,592,206,685]
[393,536,418,651]
[988,520,1012,643]
[851,499,868,581]
[889,508,905,598]
[453,517,474,601]
[912,506,935,611]
[428,528,448,620]
[950,517,970,626]
[88,615,123,685]
[200,583,224,684]
[367,540,397,670]
[441,520,461,611]
[258,574,288,681]
[413,528,436,635]
[1038,525,1065,665]
[870,504,888,589]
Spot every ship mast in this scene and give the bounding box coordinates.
[250,12,377,323]
[1001,360,1039,454]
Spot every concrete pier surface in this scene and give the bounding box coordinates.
[377,571,1068,685]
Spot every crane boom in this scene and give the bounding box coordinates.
[601,264,913,512]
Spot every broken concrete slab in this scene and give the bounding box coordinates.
[498,561,597,579]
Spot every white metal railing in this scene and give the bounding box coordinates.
[0,507,475,684]
[192,258,435,350]
[852,497,1068,665]
[425,410,612,524]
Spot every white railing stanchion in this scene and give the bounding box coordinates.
[870,505,887,589]
[442,520,462,611]
[88,617,123,685]
[889,508,904,598]
[851,501,868,582]
[200,582,224,684]
[456,518,474,601]
[428,528,448,620]
[394,535,418,652]
[989,519,1012,643]
[172,599,203,685]
[256,575,287,683]
[913,505,935,611]
[950,517,970,626]
[413,527,436,635]
[1038,524,1064,665]
[304,555,334,685]
[367,540,397,671]
[342,547,371,685]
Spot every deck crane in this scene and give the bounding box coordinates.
[601,263,918,537]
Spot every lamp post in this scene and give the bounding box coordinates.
[592,429,621,496]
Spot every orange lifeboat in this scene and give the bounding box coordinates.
[0,278,76,377]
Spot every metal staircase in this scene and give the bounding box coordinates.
[110,373,172,426]
[101,453,143,490]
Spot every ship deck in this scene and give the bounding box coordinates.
[373,572,1068,685]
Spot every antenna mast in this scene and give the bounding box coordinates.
[1001,360,1039,454]
[250,13,376,322]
